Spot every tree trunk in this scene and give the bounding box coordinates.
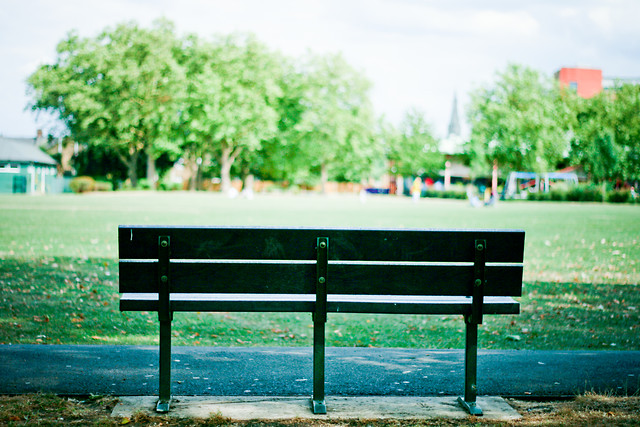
[146,151,158,190]
[220,146,233,194]
[320,163,329,194]
[127,151,139,188]
[219,143,243,194]
[242,172,254,199]
[184,156,200,191]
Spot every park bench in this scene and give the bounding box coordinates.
[118,226,524,415]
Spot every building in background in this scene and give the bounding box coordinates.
[556,67,640,98]
[439,93,470,188]
[0,135,59,194]
[556,67,603,98]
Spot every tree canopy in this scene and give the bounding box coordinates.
[28,20,185,187]
[466,64,571,175]
[386,108,443,177]
[176,33,282,192]
[27,20,394,190]
[28,19,640,190]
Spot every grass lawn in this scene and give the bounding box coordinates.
[0,192,638,350]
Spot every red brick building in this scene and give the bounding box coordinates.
[556,67,603,98]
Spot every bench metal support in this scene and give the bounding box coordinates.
[312,237,328,414]
[157,236,172,412]
[458,239,486,416]
[458,316,482,415]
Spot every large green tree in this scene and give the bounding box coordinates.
[567,83,640,182]
[467,64,571,175]
[568,91,620,182]
[27,20,185,187]
[611,83,640,181]
[176,33,282,193]
[287,53,378,190]
[386,108,443,177]
[254,59,308,183]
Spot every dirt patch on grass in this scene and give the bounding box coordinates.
[0,394,118,425]
[1,394,639,426]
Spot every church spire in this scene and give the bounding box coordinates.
[447,92,461,137]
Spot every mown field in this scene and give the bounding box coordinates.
[0,192,638,350]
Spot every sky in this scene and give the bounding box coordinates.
[1,0,640,140]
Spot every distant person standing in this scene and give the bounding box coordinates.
[411,177,422,203]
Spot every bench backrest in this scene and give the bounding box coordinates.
[119,226,524,299]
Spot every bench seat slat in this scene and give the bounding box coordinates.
[119,261,523,296]
[120,293,519,315]
[119,226,525,263]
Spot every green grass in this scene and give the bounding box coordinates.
[0,192,639,350]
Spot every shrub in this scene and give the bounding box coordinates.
[69,176,95,193]
[524,184,638,204]
[528,191,553,201]
[93,181,113,191]
[566,185,603,202]
[137,179,152,190]
[549,188,567,201]
[423,190,467,200]
[159,180,182,191]
[607,190,631,204]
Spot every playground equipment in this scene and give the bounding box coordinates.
[503,171,578,199]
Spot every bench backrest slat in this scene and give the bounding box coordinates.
[119,226,524,263]
[119,261,522,296]
[119,226,524,297]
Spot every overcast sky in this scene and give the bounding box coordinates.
[1,0,640,139]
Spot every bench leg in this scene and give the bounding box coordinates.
[458,316,483,416]
[157,318,172,412]
[312,314,327,414]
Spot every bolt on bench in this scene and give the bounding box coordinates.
[119,226,524,415]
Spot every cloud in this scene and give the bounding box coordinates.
[340,0,539,41]
[588,6,613,34]
[468,10,539,38]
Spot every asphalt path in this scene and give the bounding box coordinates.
[1,345,638,398]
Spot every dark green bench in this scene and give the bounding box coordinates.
[119,226,524,415]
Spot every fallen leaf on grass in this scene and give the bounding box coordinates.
[91,336,108,341]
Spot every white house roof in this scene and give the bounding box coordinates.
[0,136,57,166]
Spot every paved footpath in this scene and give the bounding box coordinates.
[1,345,639,398]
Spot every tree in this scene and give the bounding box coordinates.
[288,53,378,191]
[386,108,443,177]
[467,64,571,175]
[27,20,185,188]
[568,92,621,182]
[566,83,640,183]
[611,83,640,181]
[176,33,282,193]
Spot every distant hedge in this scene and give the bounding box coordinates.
[526,184,637,204]
[423,190,467,200]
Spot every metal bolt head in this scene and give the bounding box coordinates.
[161,240,168,248]
[474,279,482,287]
[318,277,326,284]
[319,241,327,249]
[476,243,484,251]
[161,275,168,283]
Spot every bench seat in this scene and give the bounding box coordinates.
[121,293,519,315]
